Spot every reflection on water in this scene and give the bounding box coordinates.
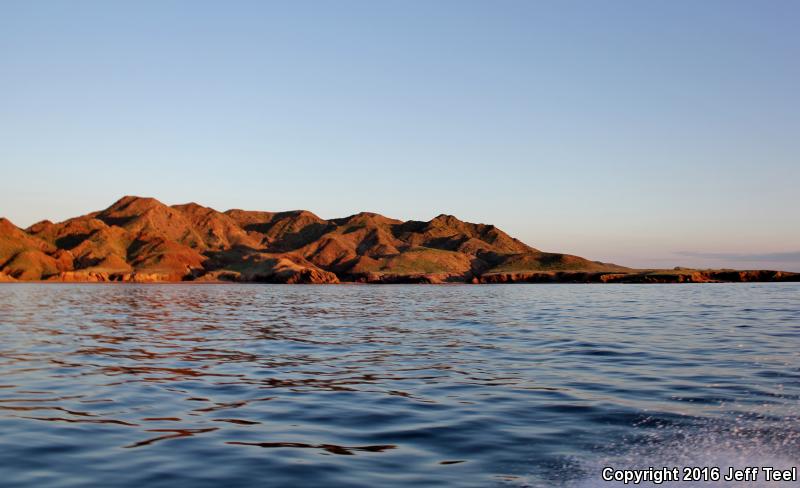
[0,283,798,487]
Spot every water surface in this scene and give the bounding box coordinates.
[0,284,798,487]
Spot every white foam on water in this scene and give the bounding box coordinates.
[570,412,800,488]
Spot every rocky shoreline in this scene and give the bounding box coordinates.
[1,269,796,284]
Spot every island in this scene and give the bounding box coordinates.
[0,196,796,284]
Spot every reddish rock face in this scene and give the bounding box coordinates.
[0,271,16,282]
[0,196,796,283]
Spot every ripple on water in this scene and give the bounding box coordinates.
[0,283,798,487]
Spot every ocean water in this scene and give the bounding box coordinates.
[0,283,797,487]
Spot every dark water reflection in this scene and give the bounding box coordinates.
[0,284,798,487]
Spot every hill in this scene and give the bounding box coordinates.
[0,196,796,283]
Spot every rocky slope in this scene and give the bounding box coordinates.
[0,196,796,283]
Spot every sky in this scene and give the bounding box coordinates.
[1,1,798,271]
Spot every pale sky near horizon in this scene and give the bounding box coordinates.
[1,1,798,271]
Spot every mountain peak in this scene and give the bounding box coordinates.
[101,195,168,217]
[430,214,464,226]
[0,217,18,232]
[109,195,159,207]
[332,212,401,227]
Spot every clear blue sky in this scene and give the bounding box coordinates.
[1,1,798,270]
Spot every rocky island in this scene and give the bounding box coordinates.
[0,196,796,284]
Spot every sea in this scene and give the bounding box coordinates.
[0,283,797,487]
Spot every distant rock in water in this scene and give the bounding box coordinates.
[0,196,796,283]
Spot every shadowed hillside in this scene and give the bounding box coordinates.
[0,196,796,283]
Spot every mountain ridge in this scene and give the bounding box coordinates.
[0,196,796,284]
